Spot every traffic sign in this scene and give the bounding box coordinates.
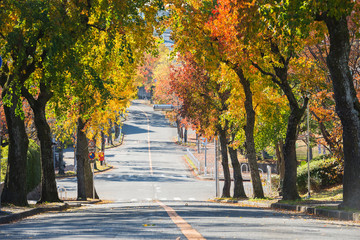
[0,56,2,68]
[89,152,95,159]
[88,140,96,152]
[201,137,208,146]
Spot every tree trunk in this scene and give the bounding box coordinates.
[271,47,308,201]
[101,131,105,152]
[219,128,231,198]
[228,146,247,199]
[76,118,87,200]
[21,86,60,203]
[235,66,264,198]
[176,118,181,141]
[76,118,99,200]
[107,120,113,145]
[114,118,120,140]
[33,104,60,203]
[196,133,200,153]
[276,140,285,194]
[282,105,305,200]
[323,16,360,210]
[1,92,29,206]
[252,41,308,200]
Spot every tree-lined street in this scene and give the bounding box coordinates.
[1,1,360,238]
[57,101,214,202]
[1,101,360,239]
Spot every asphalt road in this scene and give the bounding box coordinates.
[1,101,360,240]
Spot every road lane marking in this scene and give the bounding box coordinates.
[157,201,206,240]
[135,107,153,175]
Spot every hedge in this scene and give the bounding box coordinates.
[297,156,342,193]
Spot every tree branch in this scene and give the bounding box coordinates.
[21,87,36,109]
[87,23,107,32]
[250,60,282,86]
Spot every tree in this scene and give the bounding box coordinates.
[312,0,360,209]
[277,0,360,209]
[0,0,164,205]
[169,53,234,197]
[167,0,256,198]
[211,0,318,200]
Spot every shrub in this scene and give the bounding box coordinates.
[1,140,41,193]
[297,156,342,193]
[26,140,41,193]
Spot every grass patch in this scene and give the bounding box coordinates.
[301,185,343,201]
[248,197,275,201]
[56,171,76,178]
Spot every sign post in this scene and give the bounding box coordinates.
[214,137,219,198]
[88,140,96,199]
[201,138,208,176]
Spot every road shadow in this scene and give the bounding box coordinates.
[94,171,193,183]
[0,202,331,240]
[122,123,153,135]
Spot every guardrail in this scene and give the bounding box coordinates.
[186,148,201,174]
[153,104,176,111]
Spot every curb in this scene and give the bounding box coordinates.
[271,202,360,221]
[56,166,114,179]
[214,199,273,208]
[213,199,360,222]
[0,203,79,225]
[182,156,213,181]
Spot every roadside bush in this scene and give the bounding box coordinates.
[1,140,41,193]
[26,140,41,193]
[0,146,8,182]
[297,156,342,193]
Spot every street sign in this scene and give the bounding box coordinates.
[89,152,95,159]
[88,140,96,153]
[0,56,2,68]
[201,137,208,146]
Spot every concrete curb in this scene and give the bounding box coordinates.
[215,199,273,208]
[0,203,79,225]
[56,166,114,179]
[214,199,360,222]
[271,202,360,221]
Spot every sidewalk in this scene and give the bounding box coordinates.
[179,130,360,223]
[213,198,360,222]
[60,137,123,175]
[0,200,101,225]
[0,139,123,225]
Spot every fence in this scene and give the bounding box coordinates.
[186,143,274,197]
